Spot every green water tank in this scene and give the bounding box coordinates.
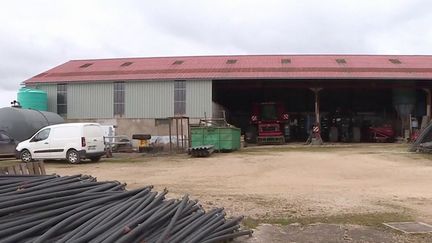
[17,88,48,111]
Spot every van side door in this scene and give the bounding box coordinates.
[49,126,80,159]
[29,128,52,159]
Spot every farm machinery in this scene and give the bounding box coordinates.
[246,102,289,145]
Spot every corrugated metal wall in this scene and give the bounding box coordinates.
[125,81,174,118]
[35,84,57,113]
[32,80,213,119]
[67,83,113,119]
[186,80,212,118]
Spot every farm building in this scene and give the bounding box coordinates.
[24,55,432,143]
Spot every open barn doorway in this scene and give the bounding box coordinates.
[212,79,429,143]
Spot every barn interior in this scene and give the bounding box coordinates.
[212,79,431,143]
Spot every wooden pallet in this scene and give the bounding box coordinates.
[0,161,46,175]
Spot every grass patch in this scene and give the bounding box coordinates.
[242,212,414,229]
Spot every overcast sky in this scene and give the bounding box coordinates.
[1,0,432,108]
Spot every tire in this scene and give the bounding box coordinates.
[329,127,338,142]
[66,149,81,164]
[245,126,257,143]
[20,149,32,163]
[90,156,101,162]
[352,127,361,142]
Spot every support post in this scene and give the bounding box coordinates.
[423,88,431,119]
[310,88,323,124]
[187,117,190,149]
[420,88,431,130]
[169,118,172,152]
[180,117,184,149]
[309,88,323,145]
[176,118,179,151]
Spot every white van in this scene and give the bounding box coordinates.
[16,123,106,164]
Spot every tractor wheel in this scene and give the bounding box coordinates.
[352,127,361,142]
[329,127,338,142]
[246,126,257,143]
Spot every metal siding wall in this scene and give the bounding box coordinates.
[186,80,212,118]
[67,83,113,119]
[125,81,174,118]
[35,84,57,113]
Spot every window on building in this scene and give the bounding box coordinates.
[114,82,125,116]
[57,84,67,116]
[336,58,347,64]
[174,80,186,115]
[281,58,291,64]
[121,62,133,67]
[80,63,93,68]
[172,60,184,65]
[389,59,402,64]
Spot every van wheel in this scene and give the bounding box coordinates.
[90,156,101,162]
[20,150,32,163]
[67,150,81,164]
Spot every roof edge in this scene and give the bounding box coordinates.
[67,54,432,62]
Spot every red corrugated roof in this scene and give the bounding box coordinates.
[25,55,432,84]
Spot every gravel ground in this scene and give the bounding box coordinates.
[41,143,432,242]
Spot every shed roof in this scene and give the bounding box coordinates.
[25,55,432,84]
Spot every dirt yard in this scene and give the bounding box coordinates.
[43,143,432,242]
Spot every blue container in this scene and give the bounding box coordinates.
[17,88,48,111]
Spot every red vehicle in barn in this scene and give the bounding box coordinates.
[247,102,289,145]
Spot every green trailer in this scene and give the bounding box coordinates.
[190,125,241,151]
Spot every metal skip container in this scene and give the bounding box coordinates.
[190,123,241,151]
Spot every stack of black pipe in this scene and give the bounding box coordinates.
[0,174,252,243]
[190,145,215,157]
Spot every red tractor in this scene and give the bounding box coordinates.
[246,102,289,145]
